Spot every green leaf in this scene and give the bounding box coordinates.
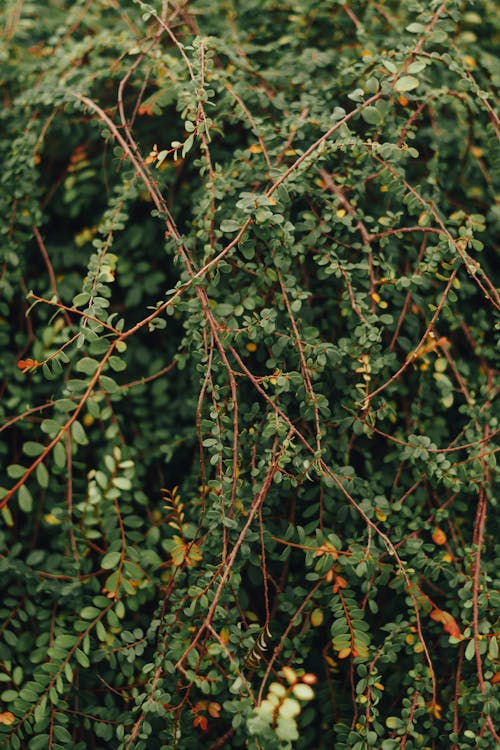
[75,648,90,668]
[34,695,47,723]
[182,133,194,158]
[23,442,45,457]
[220,219,241,233]
[18,484,33,512]
[348,87,364,101]
[64,662,73,683]
[71,420,88,445]
[465,639,476,661]
[54,634,78,648]
[394,75,419,92]
[361,107,382,125]
[53,726,72,743]
[7,464,26,478]
[488,636,498,660]
[275,715,299,742]
[53,441,66,468]
[214,303,234,316]
[102,551,122,569]
[75,357,99,375]
[80,606,101,619]
[292,683,314,701]
[156,150,168,167]
[108,355,126,372]
[96,621,107,642]
[99,375,119,393]
[73,292,91,307]
[29,735,50,750]
[113,476,131,491]
[386,716,404,729]
[1,689,19,702]
[382,59,398,73]
[278,697,301,719]
[19,686,40,701]
[36,461,49,488]
[406,22,425,33]
[407,60,427,74]
[105,571,119,595]
[55,398,77,412]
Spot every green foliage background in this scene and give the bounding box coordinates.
[0,1,498,748]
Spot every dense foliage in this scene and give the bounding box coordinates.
[0,1,499,748]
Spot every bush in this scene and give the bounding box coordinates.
[0,1,498,748]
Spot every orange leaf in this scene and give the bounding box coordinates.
[207,702,221,718]
[337,646,351,659]
[193,715,208,731]
[17,358,40,373]
[332,575,348,594]
[314,542,338,559]
[144,144,159,165]
[443,619,461,639]
[429,609,462,639]
[432,528,447,546]
[302,673,318,685]
[429,608,444,622]
[411,336,450,361]
[0,712,15,726]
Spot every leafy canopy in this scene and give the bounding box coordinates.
[0,1,499,749]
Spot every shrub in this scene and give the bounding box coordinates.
[0,1,498,748]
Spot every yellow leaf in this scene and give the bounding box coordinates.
[429,701,442,719]
[186,542,202,567]
[354,643,369,658]
[311,608,324,627]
